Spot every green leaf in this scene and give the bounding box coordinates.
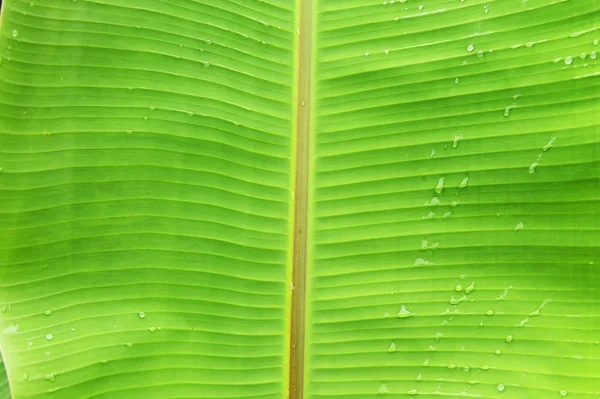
[0,1,295,398]
[304,1,600,398]
[0,0,599,398]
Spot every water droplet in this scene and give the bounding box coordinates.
[450,200,459,207]
[138,311,146,318]
[452,135,462,148]
[126,130,133,134]
[580,52,587,59]
[449,295,467,305]
[467,44,475,52]
[455,284,463,292]
[497,384,506,392]
[125,342,134,347]
[564,56,573,65]
[594,39,599,45]
[23,373,29,381]
[496,285,513,300]
[479,320,484,327]
[186,111,195,116]
[506,335,514,342]
[514,222,524,232]
[423,211,436,219]
[416,373,423,381]
[425,196,440,206]
[414,257,432,266]
[11,30,18,37]
[387,342,398,352]
[458,176,469,188]
[364,52,370,57]
[481,365,490,370]
[454,77,459,84]
[43,372,56,382]
[465,281,475,294]
[378,383,389,396]
[149,106,155,111]
[70,327,75,332]
[384,49,390,54]
[504,104,517,117]
[43,309,53,316]
[448,363,457,369]
[560,390,568,397]
[45,333,54,341]
[529,299,551,316]
[529,161,539,174]
[148,326,157,332]
[434,177,445,194]
[1,304,11,313]
[407,389,418,394]
[543,137,556,151]
[423,358,430,366]
[434,332,443,342]
[397,304,414,318]
[495,349,502,355]
[476,50,484,57]
[485,309,494,316]
[517,318,529,327]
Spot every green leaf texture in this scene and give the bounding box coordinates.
[305,0,600,398]
[0,359,9,399]
[0,0,599,398]
[0,1,296,398]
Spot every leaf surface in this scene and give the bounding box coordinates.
[0,0,599,398]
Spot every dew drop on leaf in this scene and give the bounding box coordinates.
[387,342,398,352]
[465,281,475,294]
[434,177,445,194]
[396,304,413,318]
[514,222,524,232]
[378,383,389,396]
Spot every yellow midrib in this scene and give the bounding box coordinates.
[288,0,314,397]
